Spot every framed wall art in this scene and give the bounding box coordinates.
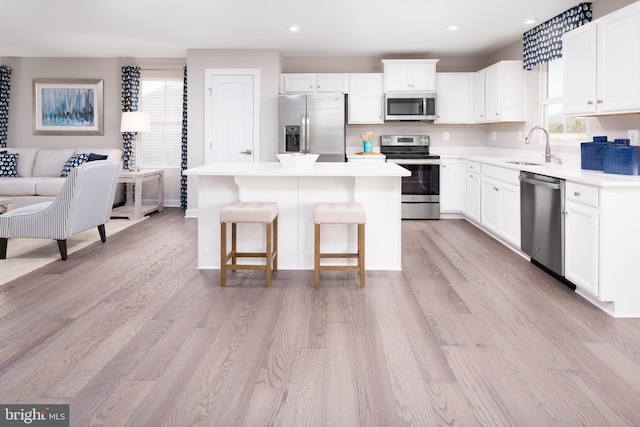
[33,78,104,135]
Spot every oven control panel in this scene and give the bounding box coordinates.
[380,135,430,146]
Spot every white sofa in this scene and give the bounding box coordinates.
[0,147,123,209]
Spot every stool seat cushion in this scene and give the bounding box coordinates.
[313,202,366,224]
[220,201,278,223]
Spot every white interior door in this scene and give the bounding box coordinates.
[205,69,260,163]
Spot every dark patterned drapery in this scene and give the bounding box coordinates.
[523,3,593,70]
[0,65,12,148]
[121,66,141,170]
[180,66,188,209]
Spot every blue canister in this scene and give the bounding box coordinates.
[363,140,372,152]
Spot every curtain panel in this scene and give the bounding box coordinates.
[121,66,141,170]
[0,65,12,148]
[180,66,188,209]
[523,3,593,70]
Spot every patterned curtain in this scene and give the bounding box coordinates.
[0,65,12,148]
[523,3,593,70]
[180,66,188,209]
[121,66,141,170]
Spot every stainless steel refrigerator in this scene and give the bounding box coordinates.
[278,93,346,162]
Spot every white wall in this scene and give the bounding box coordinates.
[185,49,282,212]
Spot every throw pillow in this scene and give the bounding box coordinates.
[60,153,90,177]
[0,153,19,177]
[87,153,108,162]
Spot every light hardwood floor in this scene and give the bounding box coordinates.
[1,208,640,426]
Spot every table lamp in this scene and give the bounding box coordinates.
[120,112,151,171]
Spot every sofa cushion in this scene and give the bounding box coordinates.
[33,149,76,177]
[0,153,19,177]
[34,177,66,197]
[61,153,89,177]
[0,177,47,196]
[5,148,38,177]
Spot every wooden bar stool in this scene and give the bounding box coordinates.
[220,201,279,288]
[313,202,366,289]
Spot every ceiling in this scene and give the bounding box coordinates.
[1,0,587,58]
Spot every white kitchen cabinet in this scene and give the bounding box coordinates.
[562,24,597,115]
[565,182,599,296]
[473,70,486,122]
[440,158,464,213]
[281,73,349,93]
[435,73,474,124]
[382,59,439,92]
[464,161,481,222]
[480,165,520,247]
[563,2,640,115]
[483,61,526,122]
[473,61,525,123]
[348,74,384,124]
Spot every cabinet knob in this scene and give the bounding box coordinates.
[597,99,603,104]
[587,100,593,105]
[574,191,581,197]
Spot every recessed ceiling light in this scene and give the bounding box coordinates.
[288,25,300,32]
[447,24,459,31]
[524,18,538,25]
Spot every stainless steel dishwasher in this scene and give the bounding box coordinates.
[519,171,566,277]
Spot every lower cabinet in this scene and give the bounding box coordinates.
[480,165,520,247]
[440,158,464,212]
[465,171,481,222]
[565,182,599,296]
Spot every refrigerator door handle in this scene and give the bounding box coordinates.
[300,111,306,153]
[306,111,311,153]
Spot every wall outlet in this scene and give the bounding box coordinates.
[443,132,450,141]
[629,129,639,146]
[492,131,497,141]
[518,131,523,142]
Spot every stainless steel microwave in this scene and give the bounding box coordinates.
[384,92,436,121]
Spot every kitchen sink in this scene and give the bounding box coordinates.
[505,161,543,166]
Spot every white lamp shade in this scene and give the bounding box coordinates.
[120,112,151,132]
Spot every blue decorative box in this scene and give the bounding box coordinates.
[581,141,611,170]
[603,145,640,175]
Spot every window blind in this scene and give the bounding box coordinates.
[139,78,183,167]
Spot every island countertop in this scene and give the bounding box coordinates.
[183,161,410,177]
[184,161,409,273]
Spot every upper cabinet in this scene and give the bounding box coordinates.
[348,74,384,124]
[382,59,439,92]
[563,2,640,115]
[474,60,526,123]
[281,74,350,93]
[435,73,474,124]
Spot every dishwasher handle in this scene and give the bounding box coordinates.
[519,176,562,190]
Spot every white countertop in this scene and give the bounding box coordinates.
[184,161,410,177]
[433,148,640,188]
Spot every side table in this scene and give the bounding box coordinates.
[111,169,164,221]
[0,198,11,214]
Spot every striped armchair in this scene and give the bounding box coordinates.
[0,161,120,260]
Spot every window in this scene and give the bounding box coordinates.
[542,58,586,142]
[139,75,183,167]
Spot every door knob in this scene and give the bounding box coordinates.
[240,149,252,155]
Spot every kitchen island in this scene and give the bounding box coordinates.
[183,162,410,271]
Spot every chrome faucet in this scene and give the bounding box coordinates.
[525,126,559,163]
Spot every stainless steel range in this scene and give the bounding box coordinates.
[380,135,441,220]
